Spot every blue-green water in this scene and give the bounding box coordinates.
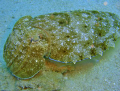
[0,0,120,90]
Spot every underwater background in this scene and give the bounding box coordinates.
[0,0,120,91]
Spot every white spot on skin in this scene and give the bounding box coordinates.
[60,42,63,46]
[77,21,80,24]
[72,39,76,43]
[84,37,88,41]
[36,60,38,62]
[66,30,69,33]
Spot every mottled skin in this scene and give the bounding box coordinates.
[3,10,120,79]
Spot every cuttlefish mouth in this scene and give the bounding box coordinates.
[3,10,120,79]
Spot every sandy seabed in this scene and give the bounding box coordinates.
[0,0,120,91]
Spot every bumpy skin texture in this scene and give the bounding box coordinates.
[3,16,50,79]
[3,10,120,79]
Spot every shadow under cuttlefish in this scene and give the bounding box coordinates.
[14,38,120,80]
[40,37,120,77]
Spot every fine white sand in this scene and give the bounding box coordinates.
[0,0,120,91]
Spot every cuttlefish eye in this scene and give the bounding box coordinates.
[3,10,120,79]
